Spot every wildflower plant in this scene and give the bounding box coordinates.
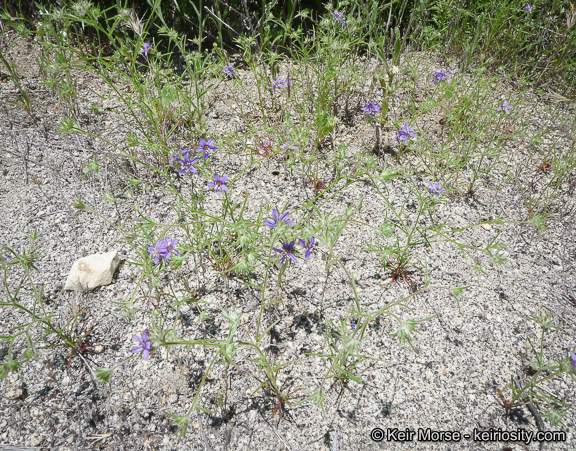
[0,234,102,386]
[363,170,508,288]
[495,313,575,426]
[160,238,180,261]
[394,123,418,163]
[3,2,575,444]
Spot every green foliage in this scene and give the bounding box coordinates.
[0,49,35,119]
[6,0,575,92]
[496,313,574,427]
[408,0,576,92]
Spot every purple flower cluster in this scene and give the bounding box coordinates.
[433,69,450,84]
[525,5,534,13]
[224,63,234,77]
[332,10,346,25]
[429,181,446,195]
[396,123,417,143]
[362,102,381,118]
[271,77,294,92]
[264,210,316,267]
[148,237,181,265]
[170,138,231,198]
[131,331,153,360]
[497,101,513,114]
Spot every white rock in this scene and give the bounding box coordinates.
[64,251,120,292]
[5,386,23,399]
[30,435,45,446]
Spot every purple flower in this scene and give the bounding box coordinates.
[279,141,296,152]
[207,173,229,195]
[396,123,417,143]
[571,352,576,372]
[429,181,446,195]
[195,137,218,160]
[525,5,533,13]
[273,240,298,267]
[264,209,295,228]
[171,149,200,175]
[131,331,153,360]
[362,102,381,118]
[298,237,316,260]
[224,63,234,77]
[160,237,180,260]
[271,77,294,92]
[351,320,357,331]
[148,238,166,265]
[332,10,346,25]
[497,101,513,114]
[140,42,152,56]
[433,69,450,84]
